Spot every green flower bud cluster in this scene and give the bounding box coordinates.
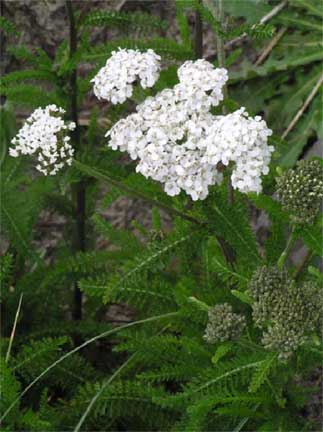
[261,324,305,360]
[249,266,321,359]
[249,266,290,326]
[276,159,323,224]
[302,280,323,336]
[204,303,246,344]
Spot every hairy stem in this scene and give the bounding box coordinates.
[66,0,84,320]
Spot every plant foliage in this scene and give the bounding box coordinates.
[1,1,322,431]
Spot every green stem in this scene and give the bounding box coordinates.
[66,0,84,321]
[277,226,296,269]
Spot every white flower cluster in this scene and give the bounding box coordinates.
[104,57,273,199]
[9,105,75,176]
[106,60,228,200]
[91,48,161,104]
[201,108,274,193]
[177,59,228,107]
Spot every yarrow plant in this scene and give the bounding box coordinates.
[91,48,161,104]
[98,52,273,199]
[9,50,274,197]
[3,5,323,425]
[9,105,75,175]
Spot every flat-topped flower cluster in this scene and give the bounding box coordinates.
[9,49,274,197]
[106,60,229,200]
[91,48,161,104]
[200,108,273,194]
[9,105,75,176]
[100,52,273,199]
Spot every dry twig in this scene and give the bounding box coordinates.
[225,0,288,50]
[5,294,23,364]
[254,27,287,66]
[282,73,323,139]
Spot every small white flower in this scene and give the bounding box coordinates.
[91,48,161,104]
[202,108,273,193]
[104,59,273,199]
[177,60,228,107]
[9,105,75,176]
[9,148,18,157]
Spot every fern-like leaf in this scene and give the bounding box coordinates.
[0,84,62,108]
[248,352,277,393]
[100,229,199,304]
[0,70,56,86]
[85,38,193,62]
[80,10,167,33]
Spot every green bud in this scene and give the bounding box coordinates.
[276,160,323,224]
[249,266,322,359]
[204,303,246,344]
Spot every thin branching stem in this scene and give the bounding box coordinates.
[66,0,84,321]
[233,403,260,432]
